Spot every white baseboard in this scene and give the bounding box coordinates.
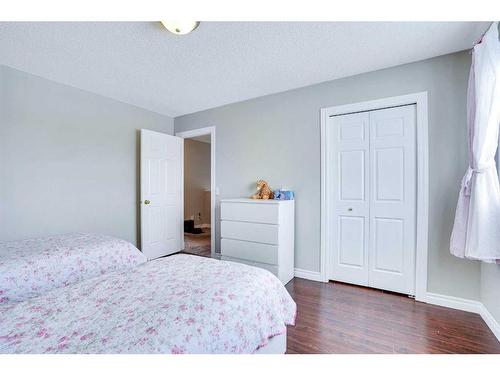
[424,292,482,314]
[479,303,500,341]
[424,292,500,342]
[294,268,323,282]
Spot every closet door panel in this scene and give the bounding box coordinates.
[374,147,404,202]
[368,105,417,295]
[338,215,366,267]
[328,112,370,286]
[339,150,366,201]
[373,217,404,273]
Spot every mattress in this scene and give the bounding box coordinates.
[0,254,296,354]
[0,233,146,304]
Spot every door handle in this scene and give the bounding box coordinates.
[144,200,151,205]
[348,208,353,212]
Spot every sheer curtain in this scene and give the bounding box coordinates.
[450,22,500,263]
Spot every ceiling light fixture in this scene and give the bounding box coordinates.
[161,21,200,35]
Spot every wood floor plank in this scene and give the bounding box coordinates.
[286,278,500,354]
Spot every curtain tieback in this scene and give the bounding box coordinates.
[462,161,496,196]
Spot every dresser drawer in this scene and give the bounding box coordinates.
[221,238,278,265]
[221,255,279,277]
[221,202,279,224]
[221,221,279,245]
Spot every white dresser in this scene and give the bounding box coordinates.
[220,198,295,284]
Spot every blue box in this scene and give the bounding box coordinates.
[274,190,294,200]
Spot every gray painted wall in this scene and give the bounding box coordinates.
[175,50,481,300]
[0,65,174,247]
[481,263,500,324]
[184,139,211,226]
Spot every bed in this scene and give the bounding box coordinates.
[0,254,296,354]
[0,233,147,304]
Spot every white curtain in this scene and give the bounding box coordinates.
[450,22,500,263]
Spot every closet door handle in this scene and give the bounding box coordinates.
[348,208,353,212]
[144,200,151,205]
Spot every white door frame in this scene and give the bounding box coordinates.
[320,92,429,301]
[176,126,216,256]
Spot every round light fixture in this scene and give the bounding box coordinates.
[161,21,200,35]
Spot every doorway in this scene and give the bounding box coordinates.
[176,127,216,258]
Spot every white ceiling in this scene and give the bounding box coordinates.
[0,22,489,117]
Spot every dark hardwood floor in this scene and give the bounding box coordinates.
[285,278,500,354]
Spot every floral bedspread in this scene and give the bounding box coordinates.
[0,254,296,354]
[0,233,146,304]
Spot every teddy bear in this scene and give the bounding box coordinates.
[251,180,275,200]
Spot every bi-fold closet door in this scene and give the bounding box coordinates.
[328,105,416,295]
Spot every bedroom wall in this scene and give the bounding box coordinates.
[481,263,500,324]
[175,50,482,300]
[0,65,174,247]
[184,139,211,226]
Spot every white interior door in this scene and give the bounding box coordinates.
[328,112,370,286]
[328,105,417,295]
[141,129,183,260]
[369,105,416,294]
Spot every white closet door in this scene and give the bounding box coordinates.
[328,105,417,295]
[328,112,370,286]
[368,105,416,294]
